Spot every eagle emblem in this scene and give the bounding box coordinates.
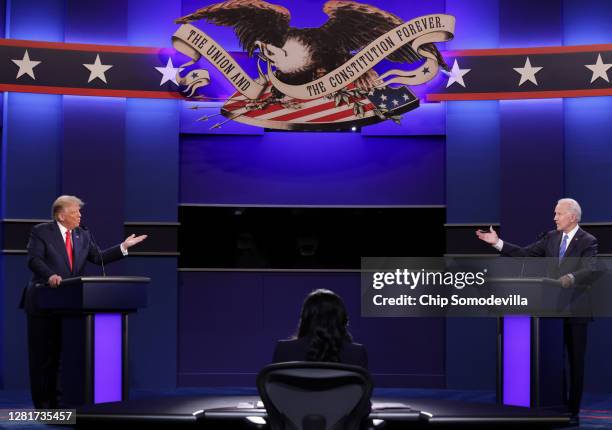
[173,0,455,130]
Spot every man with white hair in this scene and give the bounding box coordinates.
[21,195,147,409]
[476,198,598,425]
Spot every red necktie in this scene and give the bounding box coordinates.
[65,230,73,271]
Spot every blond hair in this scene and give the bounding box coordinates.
[52,195,84,220]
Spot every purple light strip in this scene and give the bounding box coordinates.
[94,313,122,404]
[503,316,531,407]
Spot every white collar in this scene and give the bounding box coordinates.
[562,224,580,243]
[57,221,71,238]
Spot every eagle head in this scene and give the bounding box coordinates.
[256,36,315,75]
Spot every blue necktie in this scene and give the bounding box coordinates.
[559,234,569,263]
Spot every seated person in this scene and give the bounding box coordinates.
[273,289,368,368]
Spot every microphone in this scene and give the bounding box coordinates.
[81,225,106,277]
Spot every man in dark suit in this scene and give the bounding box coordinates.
[21,195,147,409]
[476,198,597,424]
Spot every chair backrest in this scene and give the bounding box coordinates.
[257,361,373,430]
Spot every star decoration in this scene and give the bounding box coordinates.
[446,59,471,88]
[423,67,430,74]
[585,54,611,83]
[154,58,184,86]
[380,94,387,101]
[513,57,543,86]
[391,99,399,106]
[11,50,41,80]
[378,103,387,109]
[402,94,410,101]
[83,54,113,84]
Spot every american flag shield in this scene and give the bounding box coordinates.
[221,83,419,131]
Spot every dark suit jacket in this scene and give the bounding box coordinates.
[273,337,368,369]
[21,222,125,314]
[501,227,598,322]
[501,227,598,284]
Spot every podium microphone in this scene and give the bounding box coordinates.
[81,225,106,277]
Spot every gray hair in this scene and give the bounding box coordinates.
[52,195,84,220]
[557,198,582,223]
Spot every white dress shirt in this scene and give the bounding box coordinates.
[493,224,579,252]
[56,222,127,255]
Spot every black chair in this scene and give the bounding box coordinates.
[257,361,373,430]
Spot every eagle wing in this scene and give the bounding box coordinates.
[321,1,447,68]
[175,0,291,57]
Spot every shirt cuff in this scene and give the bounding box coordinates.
[120,243,128,256]
[493,239,504,251]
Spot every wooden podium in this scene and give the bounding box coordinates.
[34,276,149,406]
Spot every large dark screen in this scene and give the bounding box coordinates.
[179,206,445,269]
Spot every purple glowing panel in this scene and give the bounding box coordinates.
[180,133,444,206]
[94,314,122,404]
[503,316,530,407]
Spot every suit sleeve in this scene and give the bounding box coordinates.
[86,236,125,266]
[572,236,598,285]
[500,235,548,257]
[27,227,56,280]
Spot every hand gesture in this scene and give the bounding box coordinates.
[559,274,573,288]
[48,274,62,287]
[122,234,148,250]
[475,226,499,245]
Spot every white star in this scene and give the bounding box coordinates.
[391,99,399,106]
[380,94,387,101]
[378,103,387,109]
[585,54,611,83]
[402,93,410,101]
[446,59,471,88]
[83,54,113,84]
[513,57,543,86]
[11,50,41,80]
[154,58,184,86]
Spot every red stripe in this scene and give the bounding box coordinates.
[0,38,161,54]
[257,96,369,121]
[268,100,338,121]
[224,91,275,110]
[308,103,374,123]
[426,88,612,101]
[0,84,184,99]
[446,43,612,57]
[223,99,249,110]
[244,102,286,117]
[2,38,609,60]
[224,92,325,112]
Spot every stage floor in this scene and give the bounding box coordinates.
[74,394,570,428]
[5,388,612,429]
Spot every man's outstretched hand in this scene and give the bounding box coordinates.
[122,234,148,250]
[476,226,499,245]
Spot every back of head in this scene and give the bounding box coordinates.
[297,289,352,363]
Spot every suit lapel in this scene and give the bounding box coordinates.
[552,231,563,257]
[563,228,583,258]
[73,227,86,271]
[51,222,72,272]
